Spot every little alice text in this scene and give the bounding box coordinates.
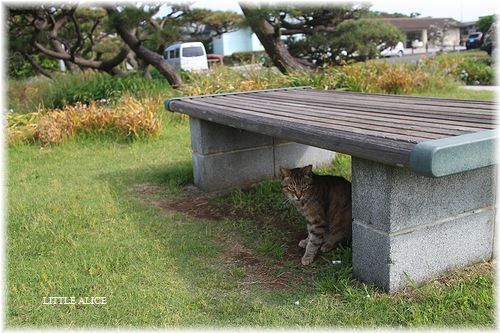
[42,296,106,305]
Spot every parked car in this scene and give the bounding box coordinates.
[206,53,224,68]
[465,32,483,49]
[379,41,404,57]
[481,22,496,56]
[163,42,208,71]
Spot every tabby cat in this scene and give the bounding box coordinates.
[280,165,352,265]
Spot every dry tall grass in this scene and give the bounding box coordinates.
[7,95,161,145]
[7,58,464,146]
[180,60,452,98]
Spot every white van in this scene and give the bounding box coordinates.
[379,41,405,57]
[163,42,208,71]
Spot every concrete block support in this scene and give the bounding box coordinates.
[189,118,335,191]
[351,157,496,292]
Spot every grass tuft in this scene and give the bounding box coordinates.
[7,95,164,145]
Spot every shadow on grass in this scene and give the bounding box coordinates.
[98,160,495,327]
[100,159,363,295]
[102,159,193,193]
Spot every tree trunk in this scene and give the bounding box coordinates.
[105,8,182,87]
[126,52,139,70]
[139,60,152,80]
[48,39,79,72]
[21,52,53,79]
[46,14,80,72]
[239,3,314,74]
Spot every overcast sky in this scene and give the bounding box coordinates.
[188,0,498,22]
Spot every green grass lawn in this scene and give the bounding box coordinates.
[6,91,495,328]
[415,87,496,100]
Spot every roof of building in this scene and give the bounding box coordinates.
[460,21,478,27]
[381,17,462,30]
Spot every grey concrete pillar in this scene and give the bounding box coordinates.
[351,157,496,292]
[190,118,335,191]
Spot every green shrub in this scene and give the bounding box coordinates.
[8,53,59,79]
[8,71,173,113]
[457,59,494,85]
[41,72,172,108]
[428,51,495,86]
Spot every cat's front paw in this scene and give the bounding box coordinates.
[320,242,335,253]
[298,238,308,248]
[301,255,314,266]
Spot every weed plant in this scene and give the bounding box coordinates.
[7,95,164,145]
[8,71,172,113]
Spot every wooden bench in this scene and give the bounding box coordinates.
[165,86,497,292]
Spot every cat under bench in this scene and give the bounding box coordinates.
[165,87,497,292]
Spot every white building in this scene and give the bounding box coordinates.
[211,27,264,56]
[382,17,462,48]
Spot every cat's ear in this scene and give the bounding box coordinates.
[279,166,291,179]
[301,165,313,176]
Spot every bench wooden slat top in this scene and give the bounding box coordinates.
[165,87,497,175]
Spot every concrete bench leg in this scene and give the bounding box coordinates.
[351,157,496,292]
[190,118,335,191]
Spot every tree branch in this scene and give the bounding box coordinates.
[21,51,53,79]
[69,9,84,61]
[105,6,182,86]
[100,47,130,73]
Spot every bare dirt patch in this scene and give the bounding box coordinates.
[218,241,300,290]
[153,193,307,264]
[153,196,223,220]
[133,183,164,196]
[132,183,311,289]
[131,183,232,220]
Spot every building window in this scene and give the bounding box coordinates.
[406,31,422,48]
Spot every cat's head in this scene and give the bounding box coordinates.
[279,165,314,202]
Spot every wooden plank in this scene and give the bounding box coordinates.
[170,99,415,167]
[265,89,495,114]
[276,89,496,110]
[264,90,495,119]
[227,94,492,133]
[206,96,468,138]
[310,89,496,105]
[181,100,438,143]
[230,94,494,130]
[249,92,495,123]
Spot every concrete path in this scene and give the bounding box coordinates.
[381,53,434,65]
[462,86,498,91]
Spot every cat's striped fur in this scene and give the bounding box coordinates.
[280,165,352,265]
